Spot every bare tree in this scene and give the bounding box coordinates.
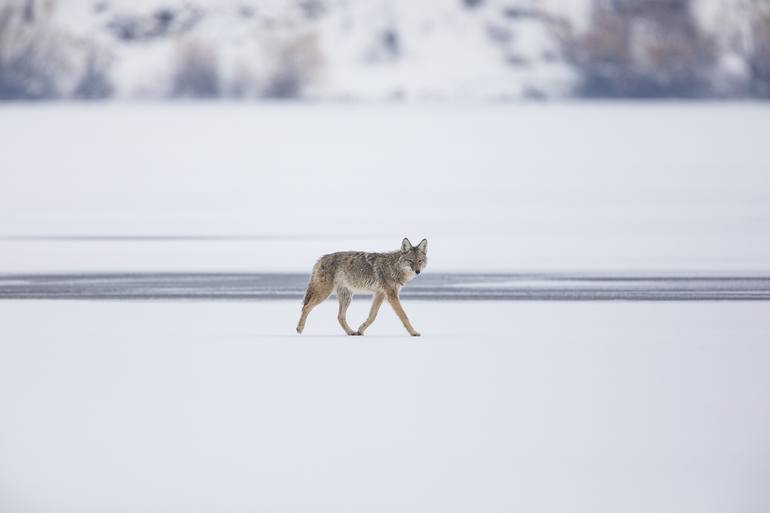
[0,4,70,100]
[748,0,770,97]
[562,0,716,97]
[262,32,323,99]
[170,40,221,98]
[73,46,113,100]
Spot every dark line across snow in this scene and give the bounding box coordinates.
[1,273,770,300]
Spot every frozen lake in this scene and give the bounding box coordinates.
[2,103,769,513]
[2,103,770,273]
[2,271,770,300]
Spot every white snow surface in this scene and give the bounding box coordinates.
[1,102,770,273]
[1,300,769,513]
[2,98,770,513]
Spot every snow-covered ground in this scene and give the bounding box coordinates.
[2,102,770,512]
[1,102,770,273]
[1,300,769,513]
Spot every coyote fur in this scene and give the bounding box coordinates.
[296,238,428,336]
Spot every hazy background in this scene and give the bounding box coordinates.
[1,0,769,101]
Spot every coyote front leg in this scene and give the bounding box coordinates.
[356,292,385,335]
[386,291,420,337]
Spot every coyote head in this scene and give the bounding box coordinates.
[399,237,428,276]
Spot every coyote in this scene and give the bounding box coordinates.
[296,238,428,336]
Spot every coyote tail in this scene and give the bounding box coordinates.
[302,261,320,306]
[302,286,313,306]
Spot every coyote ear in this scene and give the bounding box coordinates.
[401,238,413,253]
[416,238,427,252]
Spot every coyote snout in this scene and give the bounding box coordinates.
[296,237,428,336]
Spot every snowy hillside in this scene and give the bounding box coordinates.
[0,0,770,100]
[2,0,577,100]
[2,0,767,100]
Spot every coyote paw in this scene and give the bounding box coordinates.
[410,332,421,337]
[350,331,363,336]
[296,326,303,334]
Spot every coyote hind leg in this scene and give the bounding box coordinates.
[336,287,356,336]
[296,281,332,334]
